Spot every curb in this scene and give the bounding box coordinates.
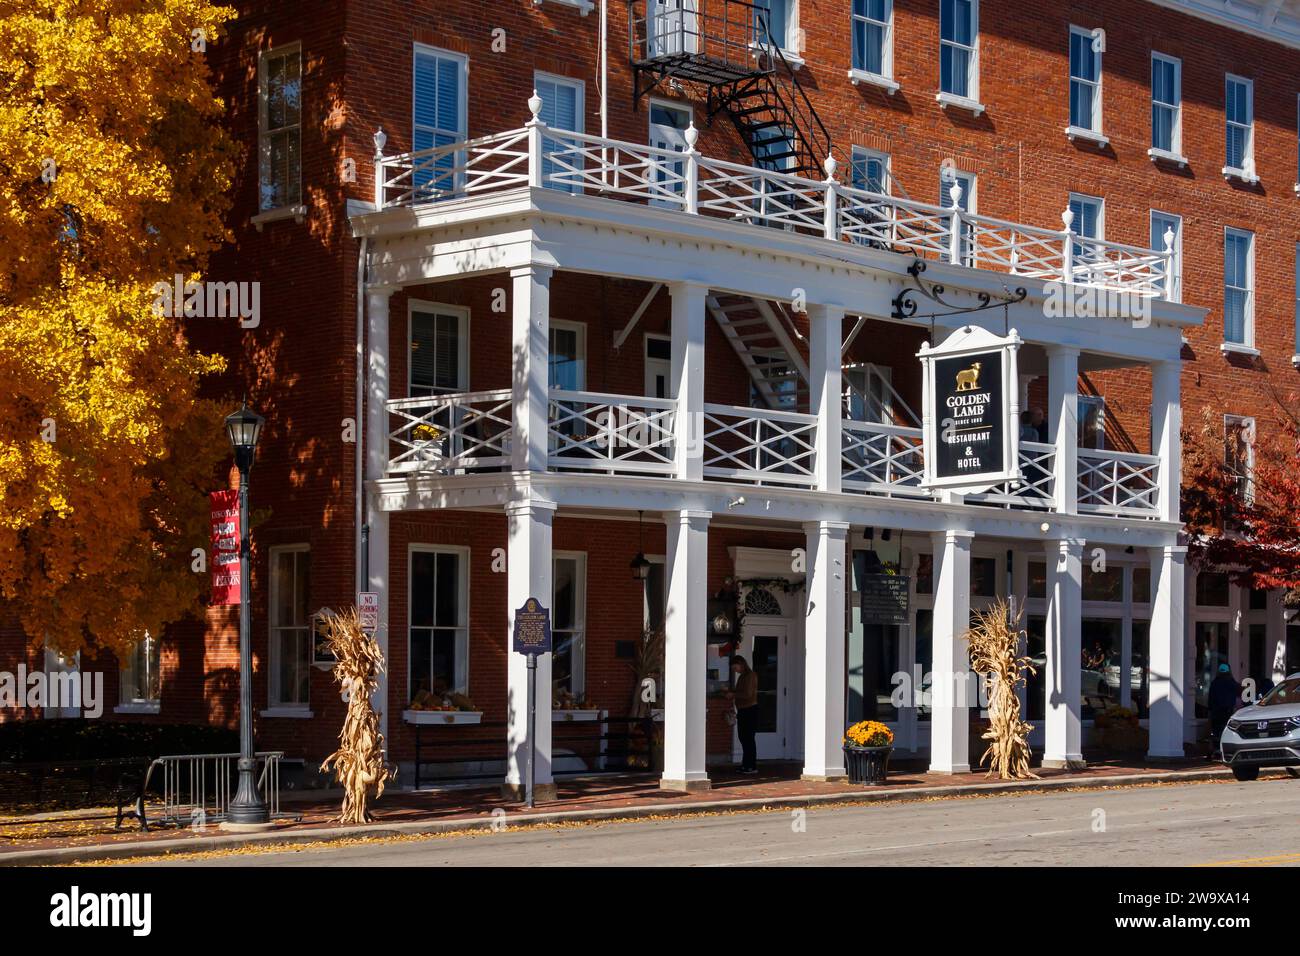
[0,766,1257,866]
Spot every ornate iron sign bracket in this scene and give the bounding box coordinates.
[890,259,1028,325]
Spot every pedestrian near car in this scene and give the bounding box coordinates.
[1208,663,1241,743]
[731,656,759,774]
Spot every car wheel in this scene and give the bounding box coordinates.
[1231,765,1260,782]
[1285,767,1300,779]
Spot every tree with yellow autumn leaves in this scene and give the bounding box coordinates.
[0,1,238,659]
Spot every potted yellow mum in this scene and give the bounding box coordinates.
[843,720,895,785]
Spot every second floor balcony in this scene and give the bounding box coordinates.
[371,93,1179,299]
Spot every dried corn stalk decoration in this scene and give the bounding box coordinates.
[318,607,395,823]
[966,599,1038,781]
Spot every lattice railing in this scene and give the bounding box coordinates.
[387,390,514,474]
[703,403,817,487]
[840,420,929,498]
[548,390,676,475]
[370,95,1176,298]
[967,441,1056,509]
[1077,448,1160,517]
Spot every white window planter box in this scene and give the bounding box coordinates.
[553,709,602,722]
[403,709,483,725]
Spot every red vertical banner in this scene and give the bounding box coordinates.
[210,489,241,606]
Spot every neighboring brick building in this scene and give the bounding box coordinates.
[9,0,1300,792]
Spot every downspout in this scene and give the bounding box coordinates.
[356,235,368,595]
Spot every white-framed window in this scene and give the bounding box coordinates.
[1068,25,1103,133]
[408,301,469,397]
[645,333,672,399]
[851,0,893,81]
[939,0,978,101]
[534,72,584,194]
[257,45,302,212]
[552,553,588,699]
[409,546,470,699]
[940,166,975,265]
[269,545,312,709]
[549,320,586,392]
[1078,395,1106,450]
[1224,415,1256,504]
[648,99,692,206]
[1224,227,1254,347]
[1150,210,1183,302]
[1225,74,1255,179]
[851,146,889,194]
[120,634,161,709]
[1150,52,1182,157]
[753,0,795,52]
[1069,192,1105,264]
[413,45,468,195]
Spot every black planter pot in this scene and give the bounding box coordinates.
[843,745,892,785]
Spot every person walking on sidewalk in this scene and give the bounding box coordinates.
[731,656,759,774]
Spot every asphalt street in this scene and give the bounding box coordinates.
[141,776,1300,866]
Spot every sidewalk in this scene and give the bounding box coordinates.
[0,758,1250,865]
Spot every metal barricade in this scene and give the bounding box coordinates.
[147,751,288,828]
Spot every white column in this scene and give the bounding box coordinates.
[365,285,396,742]
[504,498,556,801]
[1043,537,1085,769]
[929,529,973,774]
[807,304,844,494]
[1147,544,1187,759]
[662,509,711,791]
[511,265,552,472]
[1151,359,1182,523]
[670,282,708,481]
[1047,346,1079,515]
[803,520,849,780]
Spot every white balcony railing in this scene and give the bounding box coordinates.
[702,403,818,487]
[1077,447,1160,517]
[387,389,515,474]
[548,390,676,475]
[382,390,1162,521]
[840,420,928,498]
[372,95,1178,298]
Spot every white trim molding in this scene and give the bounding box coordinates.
[1145,0,1300,51]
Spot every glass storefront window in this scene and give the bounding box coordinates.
[1195,572,1230,606]
[1081,618,1122,718]
[1028,562,1046,599]
[1026,615,1046,721]
[1132,567,1151,604]
[1082,564,1123,602]
[1249,623,1269,694]
[971,557,998,597]
[1131,620,1150,718]
[915,554,933,594]
[1194,621,1230,718]
[1249,587,1269,610]
[915,608,932,719]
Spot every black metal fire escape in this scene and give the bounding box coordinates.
[628,0,835,178]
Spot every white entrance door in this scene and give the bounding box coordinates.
[647,0,699,57]
[648,101,691,208]
[742,621,790,759]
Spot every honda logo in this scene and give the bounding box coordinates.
[1258,721,1269,731]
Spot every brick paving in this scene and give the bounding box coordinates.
[0,757,1225,858]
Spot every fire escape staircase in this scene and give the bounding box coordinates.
[628,0,835,178]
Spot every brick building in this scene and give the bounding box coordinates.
[12,0,1300,793]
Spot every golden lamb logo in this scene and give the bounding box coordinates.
[954,362,982,392]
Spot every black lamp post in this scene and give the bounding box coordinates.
[630,510,651,581]
[224,402,268,825]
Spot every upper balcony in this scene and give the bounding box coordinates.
[370,95,1179,300]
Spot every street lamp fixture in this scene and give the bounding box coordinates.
[224,401,269,827]
[630,510,651,581]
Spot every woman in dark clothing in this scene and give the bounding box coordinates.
[1208,663,1242,742]
[731,656,759,774]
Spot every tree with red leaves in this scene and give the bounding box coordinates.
[1181,390,1300,593]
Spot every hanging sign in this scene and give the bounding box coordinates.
[918,325,1022,492]
[209,490,241,606]
[859,574,910,626]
